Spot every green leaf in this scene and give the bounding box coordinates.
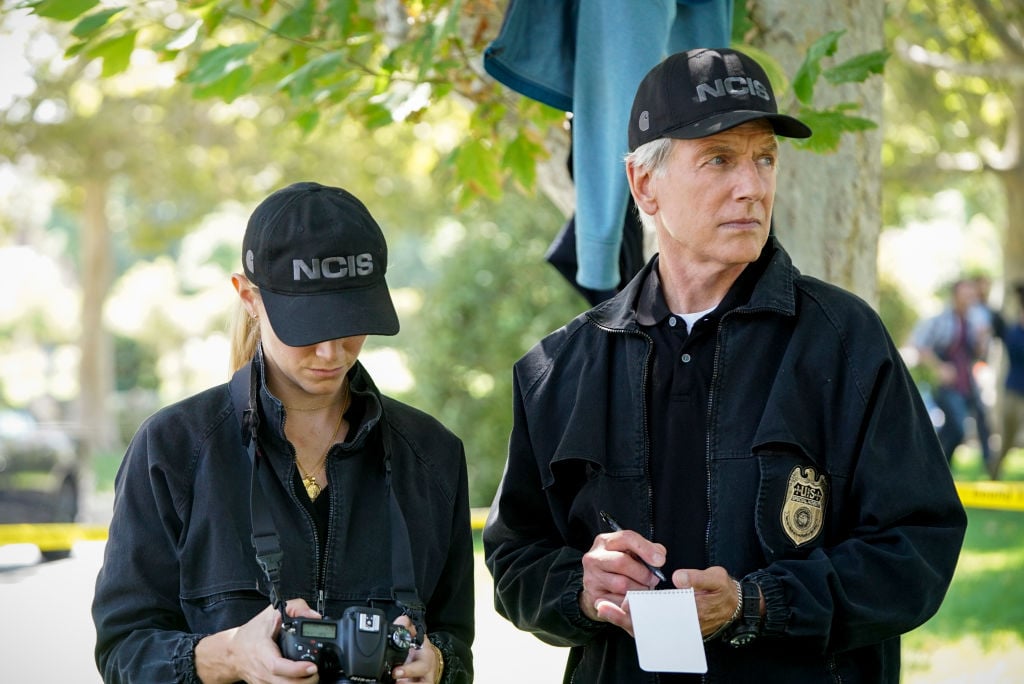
[731,0,754,44]
[732,44,790,100]
[357,101,394,129]
[276,52,344,99]
[792,107,877,152]
[502,132,546,192]
[192,64,253,101]
[295,110,321,134]
[453,139,502,200]
[442,0,463,41]
[824,50,890,85]
[184,43,259,87]
[196,5,226,37]
[326,0,357,33]
[792,29,845,104]
[84,31,136,77]
[32,0,99,21]
[805,29,845,66]
[411,26,441,81]
[153,21,200,53]
[273,0,314,39]
[64,40,89,58]
[71,7,125,38]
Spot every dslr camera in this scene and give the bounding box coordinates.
[278,606,414,683]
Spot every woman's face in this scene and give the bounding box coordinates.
[234,275,366,403]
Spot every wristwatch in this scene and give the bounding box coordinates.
[726,580,763,646]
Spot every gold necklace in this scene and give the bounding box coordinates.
[295,390,350,501]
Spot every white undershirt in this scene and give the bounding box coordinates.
[675,305,717,333]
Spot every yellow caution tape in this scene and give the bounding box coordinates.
[955,481,1024,512]
[470,507,489,531]
[0,523,108,551]
[4,485,1018,551]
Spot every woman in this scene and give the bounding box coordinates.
[93,182,474,683]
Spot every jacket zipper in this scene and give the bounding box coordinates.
[316,446,337,615]
[586,319,660,684]
[704,318,725,566]
[698,306,785,683]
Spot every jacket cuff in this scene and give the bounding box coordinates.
[428,632,469,684]
[745,570,789,638]
[173,633,209,684]
[563,567,606,632]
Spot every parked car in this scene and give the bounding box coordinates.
[0,409,81,561]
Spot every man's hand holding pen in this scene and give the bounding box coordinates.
[582,512,746,640]
[579,513,668,636]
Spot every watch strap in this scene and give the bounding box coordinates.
[726,580,763,647]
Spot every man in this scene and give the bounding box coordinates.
[912,278,992,468]
[993,281,1024,479]
[483,48,966,683]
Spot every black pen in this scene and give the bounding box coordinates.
[599,510,668,583]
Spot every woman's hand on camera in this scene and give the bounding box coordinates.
[195,598,322,683]
[391,616,442,683]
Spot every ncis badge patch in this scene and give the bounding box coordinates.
[781,466,828,547]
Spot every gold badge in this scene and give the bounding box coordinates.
[781,466,827,547]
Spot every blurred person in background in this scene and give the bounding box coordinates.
[912,278,994,471]
[969,273,1006,342]
[92,182,474,683]
[991,280,1024,479]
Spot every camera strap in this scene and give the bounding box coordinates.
[235,352,288,620]
[383,436,427,646]
[234,351,427,641]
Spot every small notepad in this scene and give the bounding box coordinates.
[627,588,707,673]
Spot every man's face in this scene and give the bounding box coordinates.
[640,121,778,271]
[952,281,978,314]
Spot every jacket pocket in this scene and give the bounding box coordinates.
[180,583,269,633]
[546,450,649,549]
[754,444,830,563]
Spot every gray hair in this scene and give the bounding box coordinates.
[624,138,674,234]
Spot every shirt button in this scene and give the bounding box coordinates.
[669,317,678,327]
[681,353,692,363]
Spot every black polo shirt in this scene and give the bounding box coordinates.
[636,255,765,580]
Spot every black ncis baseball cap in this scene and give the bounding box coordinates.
[242,181,399,347]
[628,48,812,151]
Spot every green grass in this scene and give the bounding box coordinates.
[902,448,1024,682]
[92,450,124,491]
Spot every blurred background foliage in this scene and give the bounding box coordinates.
[0,0,1020,506]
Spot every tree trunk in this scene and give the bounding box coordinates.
[78,175,118,464]
[748,0,885,306]
[1003,167,1024,296]
[537,121,575,218]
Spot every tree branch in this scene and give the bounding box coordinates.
[893,37,1024,83]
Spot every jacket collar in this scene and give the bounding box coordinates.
[229,347,386,459]
[586,235,799,332]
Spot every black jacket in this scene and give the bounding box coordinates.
[93,358,474,683]
[484,239,966,683]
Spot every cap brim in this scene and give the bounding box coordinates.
[665,110,812,140]
[259,281,400,347]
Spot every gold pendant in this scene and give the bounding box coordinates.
[303,476,321,501]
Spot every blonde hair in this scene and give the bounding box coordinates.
[229,296,261,373]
